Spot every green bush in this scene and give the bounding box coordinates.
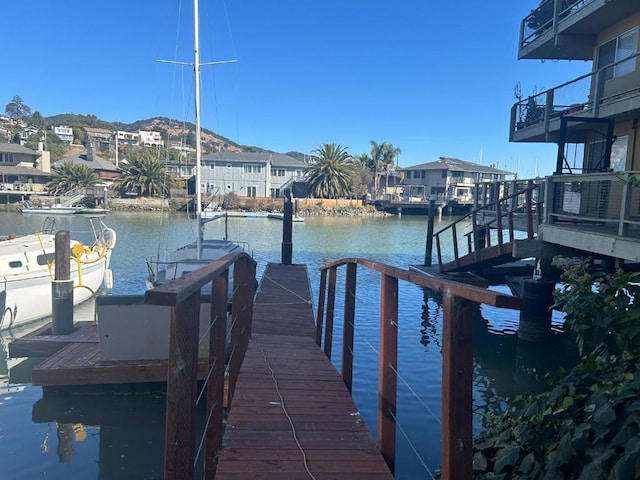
[471,260,640,479]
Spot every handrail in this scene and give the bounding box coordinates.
[316,258,522,479]
[512,51,640,134]
[145,251,256,480]
[433,182,540,272]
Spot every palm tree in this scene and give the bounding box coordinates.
[47,162,100,195]
[111,150,176,197]
[304,143,354,199]
[369,141,401,198]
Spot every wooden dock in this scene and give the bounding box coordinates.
[216,263,393,479]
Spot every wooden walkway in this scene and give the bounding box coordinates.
[215,263,393,479]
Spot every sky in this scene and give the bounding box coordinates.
[2,1,592,178]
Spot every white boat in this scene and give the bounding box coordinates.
[146,0,241,288]
[19,203,86,215]
[0,221,116,330]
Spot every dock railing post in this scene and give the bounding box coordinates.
[323,266,337,359]
[315,269,327,347]
[52,230,73,335]
[424,195,436,266]
[441,290,474,480]
[378,273,398,474]
[341,262,357,393]
[204,271,228,479]
[164,290,201,480]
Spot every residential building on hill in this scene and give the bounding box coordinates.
[114,131,140,146]
[138,131,164,148]
[510,0,640,265]
[53,126,74,144]
[83,127,112,152]
[199,152,306,198]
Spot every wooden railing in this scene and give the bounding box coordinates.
[144,252,256,480]
[434,182,540,272]
[316,258,522,479]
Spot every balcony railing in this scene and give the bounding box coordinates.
[546,171,640,238]
[520,0,594,49]
[510,52,640,135]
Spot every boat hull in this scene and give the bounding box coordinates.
[0,252,109,330]
[0,230,114,331]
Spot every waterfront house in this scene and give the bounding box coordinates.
[199,152,306,198]
[399,157,513,204]
[510,0,640,265]
[0,143,51,196]
[56,146,121,184]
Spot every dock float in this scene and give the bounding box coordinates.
[215,263,393,479]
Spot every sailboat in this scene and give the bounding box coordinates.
[145,0,242,287]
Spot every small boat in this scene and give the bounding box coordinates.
[0,220,117,330]
[19,202,86,215]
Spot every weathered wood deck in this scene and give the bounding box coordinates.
[215,263,393,479]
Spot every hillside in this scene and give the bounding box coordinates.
[44,113,296,157]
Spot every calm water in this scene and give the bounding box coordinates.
[0,210,572,479]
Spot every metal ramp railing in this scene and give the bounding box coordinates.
[434,182,541,274]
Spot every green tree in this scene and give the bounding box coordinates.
[30,111,46,130]
[47,162,100,195]
[368,141,401,197]
[304,143,354,199]
[5,95,31,123]
[111,150,176,197]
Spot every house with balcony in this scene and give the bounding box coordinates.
[198,152,306,199]
[0,144,51,199]
[114,130,140,146]
[52,125,74,144]
[83,127,113,153]
[138,131,164,149]
[377,157,512,215]
[510,0,640,266]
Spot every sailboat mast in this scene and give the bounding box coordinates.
[193,0,203,259]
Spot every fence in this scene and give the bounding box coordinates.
[144,252,256,480]
[316,259,522,478]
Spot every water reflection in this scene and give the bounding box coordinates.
[419,286,579,415]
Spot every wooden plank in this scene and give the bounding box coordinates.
[216,264,393,480]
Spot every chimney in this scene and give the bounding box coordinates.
[87,145,94,162]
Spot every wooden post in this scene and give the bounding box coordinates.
[424,196,436,266]
[281,191,293,265]
[441,290,474,480]
[525,185,534,238]
[205,272,228,479]
[164,290,201,480]
[378,273,398,474]
[342,262,357,393]
[52,230,73,335]
[315,269,327,347]
[323,266,337,359]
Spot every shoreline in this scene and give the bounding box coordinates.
[0,197,388,217]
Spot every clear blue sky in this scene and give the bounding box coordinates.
[3,1,591,178]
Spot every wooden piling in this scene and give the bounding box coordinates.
[52,230,73,335]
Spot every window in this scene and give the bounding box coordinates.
[243,164,262,174]
[271,168,285,177]
[36,254,52,266]
[270,188,280,198]
[0,153,14,164]
[450,171,464,178]
[9,260,22,268]
[598,28,638,80]
[246,186,257,197]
